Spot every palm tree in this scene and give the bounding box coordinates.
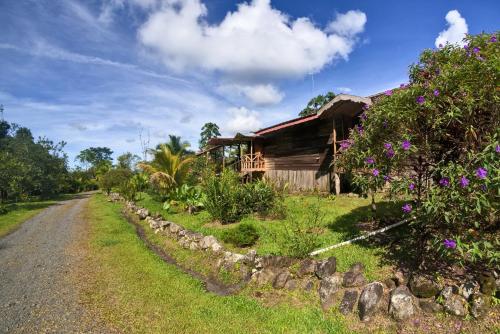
[138,144,194,195]
[156,135,193,156]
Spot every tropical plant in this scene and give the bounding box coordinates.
[156,135,193,156]
[138,144,194,198]
[163,184,205,214]
[98,168,132,195]
[222,223,259,247]
[299,91,336,117]
[339,32,499,270]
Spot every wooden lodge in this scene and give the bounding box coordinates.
[201,94,375,193]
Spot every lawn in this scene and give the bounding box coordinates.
[136,192,403,280]
[0,199,59,237]
[83,193,352,333]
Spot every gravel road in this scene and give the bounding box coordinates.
[0,194,111,333]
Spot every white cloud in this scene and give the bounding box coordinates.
[335,87,352,93]
[217,83,284,106]
[327,10,367,37]
[138,0,366,80]
[435,10,468,47]
[226,107,263,134]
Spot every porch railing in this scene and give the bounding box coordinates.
[241,152,265,171]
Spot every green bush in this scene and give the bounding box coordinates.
[222,223,259,247]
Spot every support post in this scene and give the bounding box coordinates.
[222,145,225,169]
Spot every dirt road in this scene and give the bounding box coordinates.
[0,194,111,333]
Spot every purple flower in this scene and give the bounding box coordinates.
[476,167,487,179]
[372,169,380,176]
[473,47,480,54]
[491,35,497,43]
[384,143,392,150]
[386,149,395,158]
[477,56,484,61]
[439,177,450,187]
[433,89,440,97]
[362,103,370,110]
[357,124,364,135]
[459,176,469,188]
[443,239,457,249]
[464,44,469,50]
[402,140,411,151]
[339,141,351,150]
[383,120,388,128]
[402,203,412,213]
[360,112,368,121]
[438,43,443,48]
[416,96,425,104]
[409,183,415,191]
[365,157,375,164]
[435,69,441,75]
[399,83,408,89]
[383,175,391,182]
[496,145,500,153]
[385,90,393,96]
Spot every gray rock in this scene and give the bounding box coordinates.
[389,286,415,321]
[343,271,366,288]
[297,259,317,277]
[315,257,337,279]
[253,268,281,286]
[383,278,397,290]
[243,250,257,265]
[394,270,407,286]
[189,242,199,250]
[419,298,443,313]
[478,271,496,295]
[443,294,468,317]
[470,293,489,319]
[339,290,358,315]
[199,235,219,250]
[273,271,291,289]
[285,279,298,291]
[210,242,223,253]
[459,281,478,300]
[303,279,315,292]
[136,208,149,220]
[409,275,442,298]
[259,255,294,268]
[318,273,342,309]
[349,262,364,274]
[358,282,384,321]
[169,223,182,234]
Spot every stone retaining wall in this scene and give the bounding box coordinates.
[110,193,498,324]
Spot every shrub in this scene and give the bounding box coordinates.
[339,32,499,270]
[242,179,286,218]
[222,223,259,247]
[164,184,205,214]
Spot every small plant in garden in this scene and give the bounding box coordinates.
[339,32,499,271]
[163,184,205,214]
[222,222,259,247]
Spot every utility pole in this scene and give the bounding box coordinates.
[0,105,4,121]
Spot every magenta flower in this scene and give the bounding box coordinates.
[372,169,379,176]
[476,167,487,179]
[491,35,497,43]
[339,140,352,150]
[402,203,412,213]
[402,140,411,151]
[443,239,456,249]
[439,178,450,187]
[433,89,440,96]
[409,183,415,191]
[386,149,395,158]
[416,96,425,104]
[365,157,375,164]
[384,143,392,150]
[473,47,480,54]
[496,145,500,153]
[459,176,469,188]
[385,90,393,96]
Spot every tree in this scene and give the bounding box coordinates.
[299,91,335,117]
[98,168,132,195]
[199,122,221,150]
[116,152,140,171]
[156,135,193,156]
[76,147,113,169]
[340,32,499,271]
[138,144,194,198]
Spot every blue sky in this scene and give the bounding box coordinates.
[1,0,498,165]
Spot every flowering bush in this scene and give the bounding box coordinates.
[340,32,499,271]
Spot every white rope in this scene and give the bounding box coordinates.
[309,216,416,256]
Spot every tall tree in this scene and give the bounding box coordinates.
[299,91,336,117]
[199,122,221,150]
[116,152,140,171]
[76,147,113,168]
[156,135,193,156]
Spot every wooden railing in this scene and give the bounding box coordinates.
[241,152,265,171]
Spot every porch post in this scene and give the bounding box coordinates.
[222,145,225,169]
[332,117,340,195]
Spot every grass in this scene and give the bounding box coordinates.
[136,193,403,281]
[83,193,352,333]
[0,199,60,238]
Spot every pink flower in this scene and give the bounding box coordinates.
[385,90,393,96]
[402,140,411,151]
[433,89,440,96]
[402,203,412,213]
[372,169,380,176]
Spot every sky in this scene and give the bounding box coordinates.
[0,0,498,166]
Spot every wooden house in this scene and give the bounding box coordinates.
[202,94,375,193]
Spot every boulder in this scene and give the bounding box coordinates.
[189,242,199,250]
[470,293,489,319]
[315,257,337,279]
[259,255,294,269]
[349,262,364,274]
[273,270,291,289]
[199,236,219,250]
[210,242,223,253]
[389,286,415,321]
[443,294,468,317]
[358,282,384,321]
[297,259,317,277]
[394,270,407,286]
[383,278,397,290]
[136,208,149,220]
[343,271,366,288]
[243,250,257,265]
[478,271,496,295]
[169,223,182,234]
[253,268,281,286]
[419,298,443,314]
[339,290,359,315]
[459,281,478,300]
[159,221,171,230]
[285,279,298,291]
[318,273,342,309]
[303,279,315,292]
[409,275,442,298]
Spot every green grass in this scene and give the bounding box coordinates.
[136,193,402,280]
[0,199,59,238]
[84,194,353,333]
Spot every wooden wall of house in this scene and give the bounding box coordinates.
[262,114,357,192]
